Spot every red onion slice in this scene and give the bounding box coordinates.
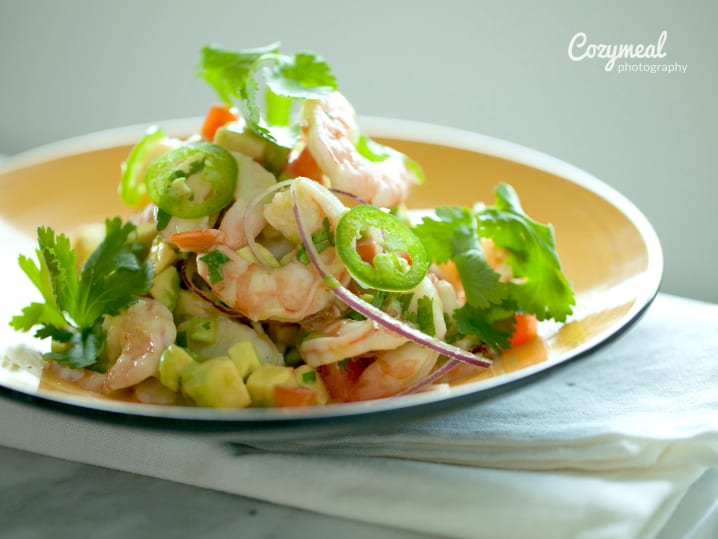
[398,359,460,396]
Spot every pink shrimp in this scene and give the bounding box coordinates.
[102,298,176,393]
[44,361,106,394]
[348,342,439,401]
[300,318,408,368]
[303,92,421,207]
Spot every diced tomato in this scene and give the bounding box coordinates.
[318,357,372,402]
[510,313,538,348]
[273,385,318,407]
[283,147,322,181]
[200,104,238,141]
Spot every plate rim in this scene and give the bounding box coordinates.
[0,117,664,432]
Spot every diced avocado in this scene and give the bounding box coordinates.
[295,364,329,405]
[180,357,251,408]
[149,266,180,311]
[227,341,261,380]
[262,143,291,177]
[178,317,217,344]
[246,364,297,407]
[158,344,196,392]
[147,235,179,275]
[214,123,290,176]
[214,123,266,160]
[132,222,158,247]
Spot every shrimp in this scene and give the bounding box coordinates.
[45,361,106,394]
[159,215,214,243]
[102,298,177,393]
[300,318,408,367]
[302,92,421,207]
[348,342,439,401]
[172,178,351,323]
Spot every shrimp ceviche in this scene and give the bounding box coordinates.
[10,43,575,408]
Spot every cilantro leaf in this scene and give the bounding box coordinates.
[416,295,436,337]
[34,324,74,342]
[10,302,65,333]
[10,218,153,369]
[413,206,473,264]
[355,134,391,163]
[451,226,507,309]
[411,183,574,350]
[199,250,230,284]
[197,43,338,148]
[238,73,277,143]
[74,218,153,326]
[264,51,337,99]
[354,134,424,184]
[453,304,513,350]
[37,226,81,317]
[197,43,281,104]
[476,183,575,321]
[44,321,105,370]
[412,206,509,349]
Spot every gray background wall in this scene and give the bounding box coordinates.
[0,0,715,302]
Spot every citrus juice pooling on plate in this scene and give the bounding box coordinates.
[10,44,575,408]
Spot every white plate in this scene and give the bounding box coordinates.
[0,118,662,438]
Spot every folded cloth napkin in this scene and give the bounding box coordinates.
[0,218,716,538]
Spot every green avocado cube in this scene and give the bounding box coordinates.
[227,341,261,380]
[246,364,297,407]
[178,317,217,344]
[150,266,180,311]
[133,222,158,248]
[214,123,266,159]
[158,344,196,392]
[180,357,251,408]
[148,235,179,275]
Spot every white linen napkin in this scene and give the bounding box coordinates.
[0,218,716,538]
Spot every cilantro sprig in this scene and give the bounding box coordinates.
[477,183,574,322]
[197,43,338,148]
[10,218,153,369]
[413,183,574,350]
